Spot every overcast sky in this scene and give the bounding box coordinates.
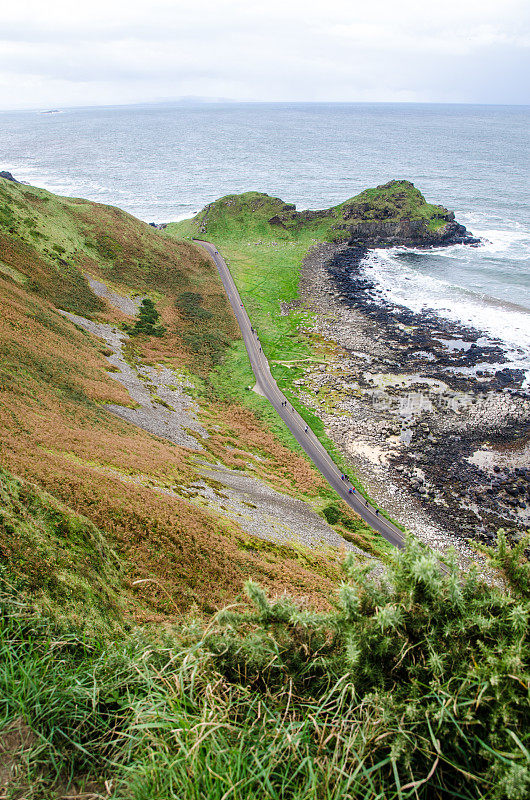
[1,0,529,109]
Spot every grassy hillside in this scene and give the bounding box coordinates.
[2,177,529,800]
[0,176,386,626]
[0,175,238,375]
[169,190,329,412]
[171,180,452,244]
[0,467,127,633]
[2,535,528,799]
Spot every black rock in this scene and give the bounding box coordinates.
[0,171,19,183]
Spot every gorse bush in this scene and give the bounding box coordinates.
[128,298,166,337]
[183,328,230,367]
[1,535,528,799]
[205,535,530,799]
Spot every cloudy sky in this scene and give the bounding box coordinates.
[1,0,529,109]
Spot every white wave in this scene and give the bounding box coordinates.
[8,164,115,199]
[383,227,530,265]
[361,249,530,386]
[472,229,530,260]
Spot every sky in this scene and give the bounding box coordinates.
[1,0,529,110]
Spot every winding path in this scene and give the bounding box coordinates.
[196,240,406,550]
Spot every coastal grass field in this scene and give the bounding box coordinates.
[166,192,396,509]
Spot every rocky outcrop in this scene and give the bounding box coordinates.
[0,171,19,183]
[333,217,479,248]
[269,180,479,248]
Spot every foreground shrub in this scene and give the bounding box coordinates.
[195,535,530,799]
[1,535,528,799]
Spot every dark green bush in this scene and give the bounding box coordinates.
[128,298,166,337]
[183,328,229,366]
[203,534,530,799]
[175,291,213,322]
[2,535,528,799]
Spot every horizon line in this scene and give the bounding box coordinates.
[1,98,530,114]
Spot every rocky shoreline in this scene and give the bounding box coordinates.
[289,242,530,557]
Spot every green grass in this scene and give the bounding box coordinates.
[165,191,405,521]
[334,180,450,231]
[0,177,227,326]
[168,203,330,418]
[0,261,27,284]
[209,339,394,560]
[0,467,127,634]
[1,534,529,799]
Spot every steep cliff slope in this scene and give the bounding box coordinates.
[0,176,379,625]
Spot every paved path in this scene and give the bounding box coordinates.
[196,240,406,550]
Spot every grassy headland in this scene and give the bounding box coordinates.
[165,181,459,495]
[169,180,455,244]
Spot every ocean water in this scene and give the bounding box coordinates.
[1,102,528,380]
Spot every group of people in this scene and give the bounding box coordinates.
[341,473,379,514]
[245,320,382,520]
[341,474,355,495]
[249,326,261,348]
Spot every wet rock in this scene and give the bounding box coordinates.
[295,239,530,555]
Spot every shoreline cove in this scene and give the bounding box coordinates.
[287,241,530,555]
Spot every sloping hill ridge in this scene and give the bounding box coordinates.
[0,175,381,625]
[175,180,477,247]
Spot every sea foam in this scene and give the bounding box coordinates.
[361,244,530,386]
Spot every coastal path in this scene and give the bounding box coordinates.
[196,239,406,550]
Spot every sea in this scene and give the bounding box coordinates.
[1,102,529,383]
